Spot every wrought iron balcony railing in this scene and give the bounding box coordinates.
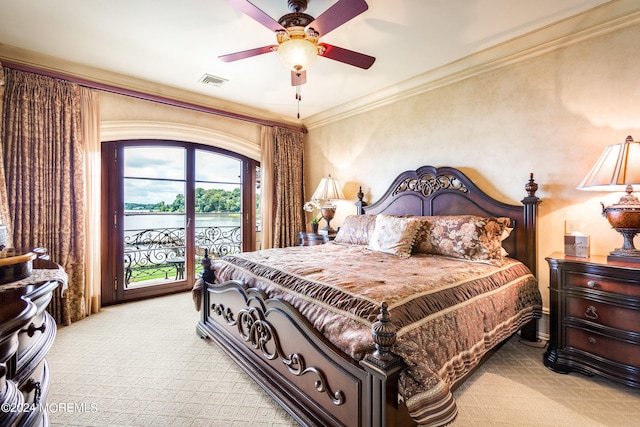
[123,225,241,286]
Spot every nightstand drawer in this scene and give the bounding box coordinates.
[564,326,640,368]
[564,272,640,297]
[565,296,640,333]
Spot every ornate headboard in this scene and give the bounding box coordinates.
[357,166,540,273]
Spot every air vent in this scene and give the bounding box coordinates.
[199,74,228,87]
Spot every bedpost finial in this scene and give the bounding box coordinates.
[525,173,538,197]
[379,301,389,318]
[356,186,366,214]
[370,301,398,362]
[201,248,215,283]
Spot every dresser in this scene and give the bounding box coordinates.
[544,252,640,388]
[1,257,64,427]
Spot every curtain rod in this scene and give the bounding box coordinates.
[3,61,307,134]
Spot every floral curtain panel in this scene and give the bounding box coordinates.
[1,68,87,325]
[273,126,304,248]
[0,62,12,244]
[260,126,275,250]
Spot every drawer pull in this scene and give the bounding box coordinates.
[588,337,596,344]
[26,321,46,337]
[586,280,598,288]
[584,306,599,320]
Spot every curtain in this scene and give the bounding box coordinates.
[0,63,12,246]
[260,126,275,250]
[80,87,101,315]
[1,68,86,325]
[273,126,304,248]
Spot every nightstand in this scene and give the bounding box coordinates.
[544,252,640,388]
[298,232,335,246]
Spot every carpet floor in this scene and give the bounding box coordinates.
[46,292,640,426]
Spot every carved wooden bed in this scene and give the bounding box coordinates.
[196,165,541,427]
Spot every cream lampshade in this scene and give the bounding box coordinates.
[311,175,345,234]
[578,135,640,261]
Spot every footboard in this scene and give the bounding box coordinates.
[196,279,411,427]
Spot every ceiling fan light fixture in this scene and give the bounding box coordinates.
[219,0,374,118]
[277,36,317,72]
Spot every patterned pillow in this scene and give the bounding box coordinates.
[368,214,422,257]
[334,215,377,245]
[413,215,510,264]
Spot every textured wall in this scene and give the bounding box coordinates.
[304,20,640,321]
[99,91,262,158]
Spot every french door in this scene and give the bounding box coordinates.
[101,140,259,305]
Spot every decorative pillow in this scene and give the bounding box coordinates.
[368,214,422,257]
[413,215,511,264]
[501,226,514,257]
[334,214,378,245]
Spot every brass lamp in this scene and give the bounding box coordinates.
[578,135,640,262]
[311,174,345,235]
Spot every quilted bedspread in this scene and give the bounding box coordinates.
[211,243,542,426]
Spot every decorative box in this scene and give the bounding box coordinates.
[564,234,589,258]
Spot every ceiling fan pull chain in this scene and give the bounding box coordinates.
[295,72,302,119]
[296,86,301,119]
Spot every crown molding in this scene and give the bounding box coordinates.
[0,43,303,130]
[3,1,639,133]
[303,0,640,130]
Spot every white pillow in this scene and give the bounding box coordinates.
[368,214,422,257]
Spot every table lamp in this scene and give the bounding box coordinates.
[577,135,640,262]
[311,174,345,234]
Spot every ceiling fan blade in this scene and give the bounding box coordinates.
[291,70,307,86]
[309,0,369,36]
[221,0,285,32]
[219,45,277,62]
[318,43,375,69]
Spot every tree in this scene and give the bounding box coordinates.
[125,187,241,213]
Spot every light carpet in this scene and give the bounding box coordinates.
[46,292,640,426]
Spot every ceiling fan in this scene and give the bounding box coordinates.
[219,0,376,88]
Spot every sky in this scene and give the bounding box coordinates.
[123,146,242,205]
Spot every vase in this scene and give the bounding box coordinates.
[311,223,319,234]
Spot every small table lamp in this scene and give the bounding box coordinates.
[578,135,640,262]
[311,174,345,234]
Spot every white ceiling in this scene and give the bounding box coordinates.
[0,0,611,122]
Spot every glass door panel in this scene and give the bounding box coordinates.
[122,146,186,292]
[194,150,242,275]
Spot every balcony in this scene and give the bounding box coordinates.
[123,225,241,288]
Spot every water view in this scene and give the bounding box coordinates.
[124,212,241,231]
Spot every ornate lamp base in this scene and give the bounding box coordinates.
[608,227,640,263]
[320,206,337,235]
[601,189,640,263]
